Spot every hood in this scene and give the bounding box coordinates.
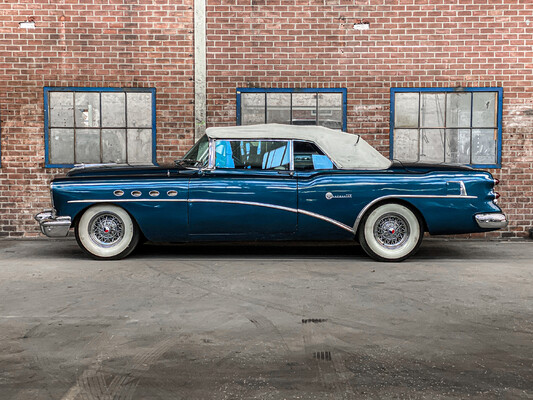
[64,163,174,179]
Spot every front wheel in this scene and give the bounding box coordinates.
[75,204,139,260]
[358,203,423,262]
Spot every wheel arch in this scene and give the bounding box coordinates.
[354,197,428,237]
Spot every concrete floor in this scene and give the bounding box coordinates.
[0,239,532,400]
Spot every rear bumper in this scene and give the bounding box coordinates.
[35,210,71,237]
[475,213,508,229]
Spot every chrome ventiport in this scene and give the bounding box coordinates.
[149,190,160,197]
[167,190,178,197]
[114,190,124,197]
[131,190,142,197]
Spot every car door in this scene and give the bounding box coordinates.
[294,140,356,240]
[188,139,297,239]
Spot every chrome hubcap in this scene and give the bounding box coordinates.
[374,213,410,249]
[89,212,124,247]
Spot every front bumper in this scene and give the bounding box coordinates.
[475,213,508,229]
[35,210,71,237]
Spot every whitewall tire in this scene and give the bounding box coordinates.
[359,203,423,262]
[75,204,139,260]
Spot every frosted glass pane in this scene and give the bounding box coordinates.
[292,93,316,125]
[75,129,100,163]
[75,92,100,128]
[49,129,74,164]
[446,93,471,128]
[394,93,419,128]
[318,93,342,130]
[472,92,497,127]
[472,129,497,164]
[393,129,419,162]
[102,93,126,127]
[127,92,152,128]
[420,93,445,128]
[266,93,290,124]
[445,129,471,164]
[241,93,265,125]
[127,129,153,164]
[419,129,444,163]
[49,92,74,127]
[102,129,126,163]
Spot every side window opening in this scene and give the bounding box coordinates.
[215,140,289,170]
[294,141,334,170]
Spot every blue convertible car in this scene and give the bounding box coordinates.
[35,124,507,261]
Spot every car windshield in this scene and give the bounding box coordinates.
[175,135,209,168]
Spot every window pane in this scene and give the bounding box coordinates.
[420,93,445,128]
[127,128,153,164]
[75,129,100,163]
[102,93,126,127]
[294,141,334,170]
[292,93,316,125]
[266,93,290,124]
[420,129,444,163]
[49,129,74,164]
[102,129,126,163]
[472,92,497,127]
[127,92,152,128]
[241,93,265,125]
[394,93,419,128]
[445,129,471,164]
[393,129,419,162]
[318,93,342,130]
[49,92,74,127]
[472,129,497,164]
[215,140,289,170]
[446,93,471,128]
[75,92,100,128]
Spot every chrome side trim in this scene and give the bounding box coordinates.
[188,199,355,233]
[352,194,477,233]
[68,199,187,203]
[448,180,468,196]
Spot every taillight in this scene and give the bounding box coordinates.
[494,192,501,199]
[494,178,500,185]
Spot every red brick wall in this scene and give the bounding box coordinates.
[1,0,532,239]
[0,0,195,237]
[206,0,533,238]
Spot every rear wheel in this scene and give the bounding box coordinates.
[75,204,139,260]
[358,203,423,262]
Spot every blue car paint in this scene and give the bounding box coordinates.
[188,169,297,238]
[50,163,502,242]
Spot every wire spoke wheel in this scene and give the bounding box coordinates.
[75,205,139,260]
[373,213,410,249]
[359,203,423,262]
[89,212,125,247]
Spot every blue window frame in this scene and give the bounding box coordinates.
[390,87,503,168]
[44,87,156,168]
[236,88,347,131]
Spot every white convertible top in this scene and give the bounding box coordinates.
[205,124,392,170]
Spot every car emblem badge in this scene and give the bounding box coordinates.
[325,192,352,200]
